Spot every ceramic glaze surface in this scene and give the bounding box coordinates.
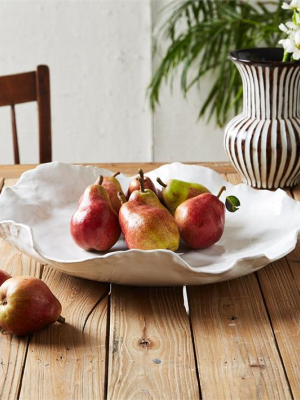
[225,49,300,189]
[0,162,299,286]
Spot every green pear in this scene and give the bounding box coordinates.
[156,177,211,215]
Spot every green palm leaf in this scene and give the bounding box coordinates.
[148,0,287,127]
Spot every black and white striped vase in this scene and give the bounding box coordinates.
[224,48,300,189]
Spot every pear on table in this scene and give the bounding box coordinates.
[118,176,180,251]
[156,177,211,215]
[0,276,65,336]
[174,186,240,249]
[70,175,121,252]
[102,172,125,214]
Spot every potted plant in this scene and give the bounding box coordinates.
[149,1,300,189]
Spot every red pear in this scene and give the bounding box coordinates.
[0,270,12,286]
[102,172,125,214]
[174,187,227,249]
[127,169,156,198]
[70,176,121,251]
[0,276,64,336]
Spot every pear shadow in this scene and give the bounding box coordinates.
[27,321,91,348]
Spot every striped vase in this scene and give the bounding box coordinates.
[224,48,300,189]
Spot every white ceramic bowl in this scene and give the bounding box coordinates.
[0,162,299,286]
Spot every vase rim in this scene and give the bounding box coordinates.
[229,47,300,66]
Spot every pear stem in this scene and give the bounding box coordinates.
[117,191,127,204]
[156,177,167,188]
[138,169,144,181]
[95,175,103,186]
[57,316,65,324]
[216,186,226,199]
[138,176,145,193]
[113,172,120,178]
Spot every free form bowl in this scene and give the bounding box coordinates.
[0,162,299,286]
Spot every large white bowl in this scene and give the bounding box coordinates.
[0,162,299,286]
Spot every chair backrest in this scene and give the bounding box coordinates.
[0,65,52,164]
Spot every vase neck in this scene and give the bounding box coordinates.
[235,62,300,119]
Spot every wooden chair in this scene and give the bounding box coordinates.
[0,65,52,164]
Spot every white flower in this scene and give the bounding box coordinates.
[282,0,300,10]
[279,21,298,33]
[279,30,300,59]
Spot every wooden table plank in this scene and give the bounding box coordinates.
[19,266,110,400]
[227,172,300,398]
[107,286,199,399]
[0,241,42,400]
[257,260,300,399]
[188,274,292,400]
[0,178,42,400]
[286,241,300,285]
[286,186,300,287]
[0,162,236,178]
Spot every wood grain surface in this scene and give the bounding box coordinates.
[107,286,199,399]
[257,260,300,399]
[188,276,292,400]
[19,267,109,400]
[0,241,41,400]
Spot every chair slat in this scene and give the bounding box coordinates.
[0,66,51,164]
[36,66,52,163]
[0,71,36,107]
[10,105,20,164]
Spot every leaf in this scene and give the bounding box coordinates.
[225,196,241,212]
[148,0,285,127]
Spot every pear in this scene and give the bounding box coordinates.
[174,187,240,249]
[156,177,211,215]
[118,192,180,251]
[102,172,125,214]
[0,276,65,336]
[0,270,12,286]
[128,176,167,210]
[70,176,121,251]
[127,169,157,198]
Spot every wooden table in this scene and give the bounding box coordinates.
[0,162,299,400]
